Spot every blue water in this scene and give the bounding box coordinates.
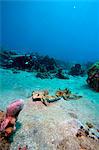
[1,0,99,61]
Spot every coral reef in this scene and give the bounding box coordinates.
[0,100,24,150]
[69,64,85,76]
[87,62,99,92]
[0,50,58,72]
[0,50,69,79]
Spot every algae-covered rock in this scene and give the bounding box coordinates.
[87,62,99,92]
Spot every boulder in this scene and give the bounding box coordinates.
[69,64,84,76]
[87,62,99,92]
[55,69,69,79]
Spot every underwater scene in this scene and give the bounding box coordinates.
[0,0,99,150]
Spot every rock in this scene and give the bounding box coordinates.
[11,69,20,74]
[97,129,99,132]
[75,125,99,150]
[5,127,14,136]
[76,128,89,138]
[18,145,28,150]
[12,55,33,71]
[56,88,71,99]
[36,72,51,79]
[87,62,99,92]
[69,64,85,76]
[68,112,78,119]
[32,90,50,106]
[55,69,69,79]
[0,111,5,125]
[40,55,57,72]
[32,54,58,74]
[32,90,49,100]
[55,88,82,100]
[0,49,17,68]
[32,90,60,106]
[0,137,11,150]
[69,94,82,100]
[1,50,71,79]
[86,122,94,128]
[0,50,65,76]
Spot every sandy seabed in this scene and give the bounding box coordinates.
[0,68,99,149]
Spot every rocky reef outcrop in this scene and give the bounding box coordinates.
[69,64,85,76]
[87,62,99,92]
[0,50,70,79]
[0,49,17,68]
[55,69,69,79]
[0,50,57,71]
